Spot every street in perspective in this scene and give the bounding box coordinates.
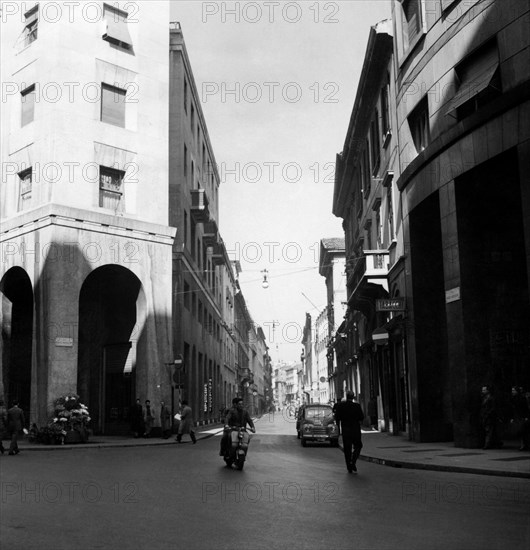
[1,0,530,549]
[1,412,530,550]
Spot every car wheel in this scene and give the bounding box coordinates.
[301,438,307,447]
[330,439,339,447]
[297,430,300,439]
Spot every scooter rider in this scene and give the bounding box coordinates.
[219,397,256,456]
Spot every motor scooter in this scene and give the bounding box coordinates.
[223,426,252,470]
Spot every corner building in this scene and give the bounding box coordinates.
[392,0,530,445]
[0,2,176,433]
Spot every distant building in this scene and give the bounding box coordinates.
[318,238,347,402]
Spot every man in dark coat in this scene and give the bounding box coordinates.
[131,398,144,438]
[510,386,530,451]
[219,397,255,456]
[334,391,364,473]
[160,401,171,439]
[480,385,502,449]
[7,400,26,455]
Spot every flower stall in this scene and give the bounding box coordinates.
[45,394,91,444]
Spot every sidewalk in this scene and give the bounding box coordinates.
[8,422,530,479]
[357,430,530,479]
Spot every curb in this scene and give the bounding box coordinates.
[9,427,225,453]
[357,454,530,479]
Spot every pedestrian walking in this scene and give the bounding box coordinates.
[160,401,171,439]
[510,386,530,451]
[334,390,364,473]
[131,398,144,438]
[480,385,503,449]
[176,400,196,444]
[7,400,26,455]
[144,399,154,438]
[0,399,7,455]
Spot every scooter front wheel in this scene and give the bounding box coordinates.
[235,459,245,471]
[224,458,233,468]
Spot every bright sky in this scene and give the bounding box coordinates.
[169,0,392,362]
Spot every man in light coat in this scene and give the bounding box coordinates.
[176,400,196,444]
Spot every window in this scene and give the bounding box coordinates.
[381,74,391,139]
[184,210,188,248]
[361,142,371,200]
[408,97,430,153]
[191,104,195,133]
[184,281,190,310]
[198,301,203,325]
[192,293,197,318]
[101,84,126,127]
[183,144,188,177]
[400,0,422,53]
[99,166,125,211]
[370,111,380,174]
[23,5,39,47]
[387,186,395,240]
[184,79,188,113]
[445,40,501,120]
[102,4,132,50]
[21,85,36,127]
[18,168,32,211]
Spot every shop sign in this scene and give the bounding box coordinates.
[445,287,461,303]
[376,298,405,311]
[55,337,73,347]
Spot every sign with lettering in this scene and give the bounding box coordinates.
[445,287,461,303]
[376,298,405,312]
[55,337,73,347]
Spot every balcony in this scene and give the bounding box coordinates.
[211,242,228,266]
[202,220,218,247]
[347,250,389,315]
[190,189,210,223]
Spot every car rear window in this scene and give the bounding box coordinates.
[305,407,333,420]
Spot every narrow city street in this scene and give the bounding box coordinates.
[1,414,529,550]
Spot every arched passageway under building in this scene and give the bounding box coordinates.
[77,265,146,435]
[0,267,33,420]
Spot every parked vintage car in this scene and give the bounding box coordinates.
[297,403,339,447]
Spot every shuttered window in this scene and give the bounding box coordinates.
[99,166,125,212]
[399,0,423,57]
[21,85,36,127]
[102,4,132,49]
[101,84,126,127]
[23,5,39,47]
[18,168,32,211]
[408,97,430,153]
